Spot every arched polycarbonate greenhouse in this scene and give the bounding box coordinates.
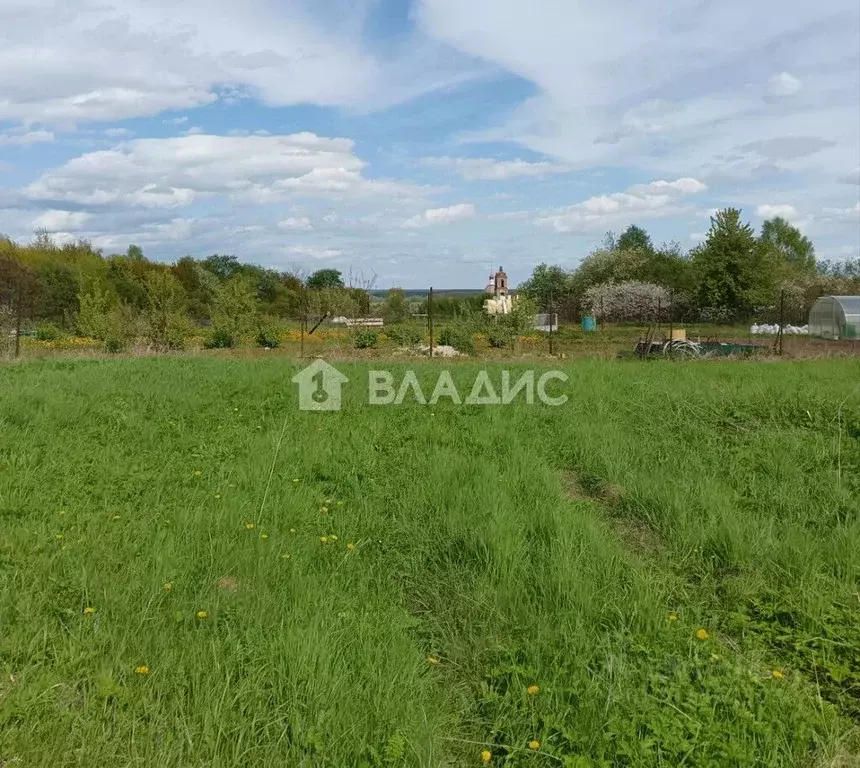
[808,296,860,340]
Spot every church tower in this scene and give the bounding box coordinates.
[493,266,508,297]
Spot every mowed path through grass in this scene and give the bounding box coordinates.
[1,357,859,767]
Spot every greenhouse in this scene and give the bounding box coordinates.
[808,296,860,340]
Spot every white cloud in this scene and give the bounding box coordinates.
[417,0,859,192]
[31,209,92,231]
[403,202,476,228]
[488,210,531,221]
[104,128,133,138]
[0,0,485,125]
[631,178,707,195]
[755,204,799,221]
[164,117,189,125]
[821,203,860,223]
[537,177,706,233]
[139,217,201,241]
[286,245,344,260]
[765,72,803,100]
[839,168,860,185]
[24,132,427,209]
[278,216,313,231]
[594,100,674,144]
[421,156,572,180]
[0,129,55,146]
[689,232,705,242]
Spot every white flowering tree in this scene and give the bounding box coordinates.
[584,281,670,323]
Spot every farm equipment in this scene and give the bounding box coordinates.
[621,325,760,360]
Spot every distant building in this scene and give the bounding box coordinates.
[484,266,513,314]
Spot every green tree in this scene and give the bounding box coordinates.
[307,269,344,290]
[760,217,816,275]
[617,224,654,254]
[106,255,149,310]
[76,285,113,339]
[76,284,133,350]
[259,271,305,319]
[35,263,79,327]
[201,254,243,281]
[0,255,38,357]
[692,208,770,310]
[642,242,694,296]
[569,248,650,297]
[518,264,572,311]
[209,276,259,346]
[349,288,371,316]
[382,288,409,323]
[172,257,218,319]
[143,271,190,350]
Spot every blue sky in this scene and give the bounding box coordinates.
[1,0,858,288]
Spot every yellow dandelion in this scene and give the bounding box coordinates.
[163,582,173,592]
[281,552,291,559]
[481,749,492,763]
[55,534,64,540]
[196,610,208,619]
[83,606,96,617]
[427,655,440,664]
[528,740,540,751]
[330,534,338,542]
[696,628,709,641]
[134,664,150,676]
[260,533,268,541]
[244,522,255,530]
[292,478,300,484]
[668,613,678,621]
[527,684,540,695]
[320,536,328,544]
[771,669,785,680]
[194,470,202,477]
[320,507,329,514]
[347,542,356,552]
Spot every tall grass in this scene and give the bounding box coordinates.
[0,357,858,766]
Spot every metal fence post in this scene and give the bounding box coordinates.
[778,289,785,356]
[428,287,434,358]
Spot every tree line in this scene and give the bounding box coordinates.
[0,234,375,351]
[519,210,860,324]
[2,208,858,352]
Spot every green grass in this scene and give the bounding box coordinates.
[1,356,859,767]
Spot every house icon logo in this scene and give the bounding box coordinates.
[291,359,349,411]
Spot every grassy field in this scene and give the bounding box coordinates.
[1,356,859,767]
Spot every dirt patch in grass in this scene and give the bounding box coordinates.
[561,470,624,505]
[819,750,860,768]
[561,470,662,556]
[611,517,664,557]
[561,470,591,501]
[216,576,239,592]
